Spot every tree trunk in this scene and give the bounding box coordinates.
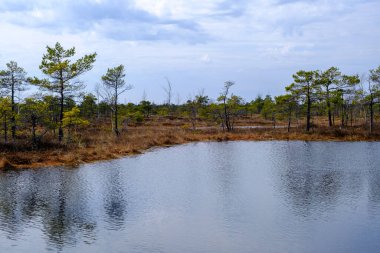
[219,111,225,131]
[58,77,64,142]
[114,90,119,136]
[191,106,196,130]
[350,107,353,127]
[11,76,16,140]
[223,98,231,132]
[369,98,374,134]
[110,111,114,131]
[332,109,335,125]
[306,85,311,132]
[32,117,37,145]
[287,109,291,133]
[341,104,345,128]
[3,115,8,143]
[326,88,332,127]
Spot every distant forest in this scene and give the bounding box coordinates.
[1,42,379,147]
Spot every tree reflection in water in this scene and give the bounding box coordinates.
[0,169,98,251]
[0,142,379,253]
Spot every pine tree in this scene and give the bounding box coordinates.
[30,42,96,142]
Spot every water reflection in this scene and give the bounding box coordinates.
[103,167,127,230]
[0,169,97,251]
[41,170,97,250]
[207,142,239,200]
[367,143,380,215]
[282,168,342,217]
[0,141,379,253]
[275,143,342,217]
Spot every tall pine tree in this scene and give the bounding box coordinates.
[30,42,96,142]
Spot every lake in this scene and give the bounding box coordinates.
[0,141,379,253]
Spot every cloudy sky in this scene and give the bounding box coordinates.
[0,0,379,103]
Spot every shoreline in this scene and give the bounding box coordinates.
[1,126,379,170]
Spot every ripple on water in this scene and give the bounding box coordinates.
[0,141,379,253]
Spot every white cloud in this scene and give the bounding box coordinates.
[0,0,379,102]
[133,0,222,19]
[200,54,212,64]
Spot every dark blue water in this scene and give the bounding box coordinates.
[0,141,379,253]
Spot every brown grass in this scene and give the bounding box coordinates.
[1,117,379,169]
[0,158,15,170]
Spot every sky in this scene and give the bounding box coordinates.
[0,0,379,104]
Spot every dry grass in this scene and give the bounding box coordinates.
[1,117,379,169]
[0,158,15,170]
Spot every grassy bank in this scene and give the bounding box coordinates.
[1,119,379,169]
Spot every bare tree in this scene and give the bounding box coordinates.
[141,90,147,102]
[218,81,235,132]
[163,77,172,106]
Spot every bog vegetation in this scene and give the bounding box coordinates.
[0,42,379,167]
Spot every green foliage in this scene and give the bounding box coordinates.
[217,81,236,131]
[21,98,49,123]
[0,98,13,140]
[130,111,144,124]
[101,65,126,91]
[369,66,380,86]
[62,107,89,129]
[286,70,320,131]
[248,95,265,114]
[80,93,97,119]
[195,94,210,106]
[62,107,89,142]
[32,42,97,93]
[208,102,224,124]
[157,106,169,117]
[65,96,76,110]
[275,94,296,120]
[41,95,60,128]
[0,61,27,95]
[260,95,275,120]
[0,97,11,115]
[138,100,153,118]
[101,64,131,135]
[29,42,96,142]
[286,70,320,100]
[0,61,28,139]
[20,98,50,144]
[0,98,12,142]
[0,42,380,144]
[368,66,380,98]
[313,67,360,126]
[316,67,341,88]
[185,94,210,127]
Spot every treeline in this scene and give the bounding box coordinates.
[0,42,380,148]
